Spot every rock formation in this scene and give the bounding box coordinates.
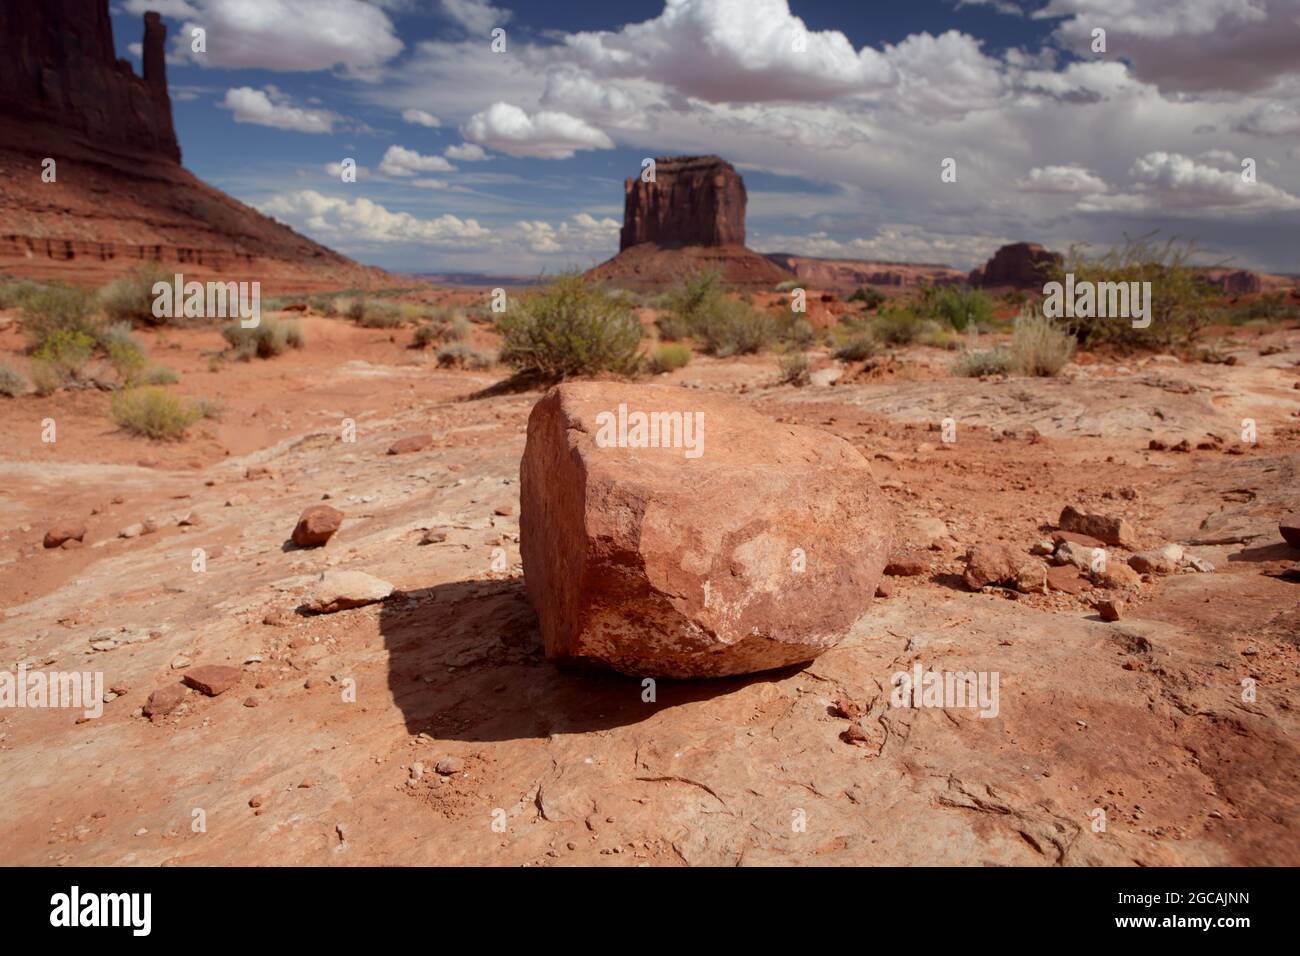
[969,242,1063,289]
[519,382,893,678]
[588,156,793,290]
[0,1,385,289]
[0,0,179,162]
[619,156,747,250]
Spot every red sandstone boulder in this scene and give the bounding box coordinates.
[292,505,343,547]
[388,434,433,455]
[519,383,894,678]
[1281,512,1300,549]
[43,522,86,548]
[1059,505,1135,548]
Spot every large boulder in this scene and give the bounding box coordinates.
[519,383,894,678]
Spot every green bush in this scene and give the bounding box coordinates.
[775,315,815,348]
[777,350,810,385]
[873,307,926,345]
[221,315,304,359]
[435,342,494,370]
[496,273,642,378]
[99,262,173,326]
[100,323,148,382]
[33,328,95,384]
[923,285,994,332]
[661,269,724,340]
[22,285,99,351]
[1008,307,1075,376]
[0,363,26,397]
[413,321,446,349]
[445,316,472,342]
[695,298,775,356]
[848,286,887,309]
[649,343,691,373]
[142,366,179,385]
[110,387,202,439]
[1047,234,1219,349]
[0,279,42,311]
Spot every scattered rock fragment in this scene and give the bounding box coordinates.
[143,684,185,718]
[388,434,433,455]
[885,551,929,577]
[1046,564,1089,595]
[1094,599,1123,622]
[118,523,144,539]
[306,570,394,613]
[1058,505,1134,548]
[962,543,1021,590]
[1128,544,1183,575]
[292,504,344,547]
[181,665,242,697]
[43,523,86,549]
[435,756,463,775]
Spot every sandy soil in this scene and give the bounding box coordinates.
[1,306,1297,866]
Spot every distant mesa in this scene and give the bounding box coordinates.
[968,242,1063,290]
[587,155,794,290]
[0,0,383,290]
[763,253,966,293]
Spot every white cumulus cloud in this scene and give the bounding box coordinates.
[260,190,490,245]
[462,102,614,159]
[378,145,457,176]
[218,86,339,133]
[401,109,442,128]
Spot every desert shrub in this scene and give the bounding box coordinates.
[0,279,42,311]
[99,262,173,326]
[953,349,1014,377]
[692,297,775,356]
[833,331,878,362]
[32,328,96,385]
[777,350,810,385]
[848,286,886,309]
[923,285,993,332]
[0,363,26,397]
[142,366,179,385]
[775,279,803,293]
[30,363,63,396]
[221,315,303,359]
[100,322,148,382]
[195,396,224,420]
[308,295,338,316]
[1220,292,1297,325]
[775,315,815,349]
[435,342,495,370]
[1009,307,1075,376]
[1047,234,1219,349]
[918,326,962,350]
[445,315,472,342]
[662,269,723,335]
[654,312,692,341]
[22,285,99,350]
[649,343,691,373]
[413,321,446,349]
[110,387,202,439]
[348,299,405,328]
[872,307,926,345]
[496,272,642,378]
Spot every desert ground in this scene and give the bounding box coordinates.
[2,291,1297,866]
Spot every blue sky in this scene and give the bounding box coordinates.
[110,1,1300,276]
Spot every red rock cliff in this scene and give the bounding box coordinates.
[620,156,747,250]
[0,0,180,162]
[968,242,1062,289]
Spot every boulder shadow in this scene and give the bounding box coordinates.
[1227,541,1297,563]
[377,575,797,743]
